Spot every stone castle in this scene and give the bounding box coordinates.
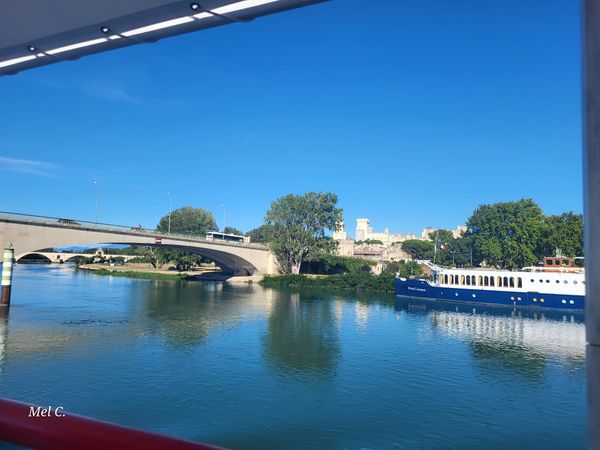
[333,218,466,262]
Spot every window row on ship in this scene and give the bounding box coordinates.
[437,273,523,288]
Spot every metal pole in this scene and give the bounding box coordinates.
[93,181,99,225]
[221,204,226,238]
[1,248,14,308]
[167,192,172,235]
[583,1,600,447]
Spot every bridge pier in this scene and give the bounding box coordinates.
[1,248,14,308]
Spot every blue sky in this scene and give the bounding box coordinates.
[0,0,582,238]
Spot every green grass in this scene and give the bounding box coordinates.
[79,268,188,281]
[260,272,396,293]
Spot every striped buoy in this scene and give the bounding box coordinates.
[1,248,14,307]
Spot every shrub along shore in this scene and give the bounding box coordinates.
[78,267,188,281]
[259,273,397,293]
[78,266,399,292]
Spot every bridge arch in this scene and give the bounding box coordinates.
[16,252,53,263]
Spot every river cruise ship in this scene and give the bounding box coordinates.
[394,257,585,310]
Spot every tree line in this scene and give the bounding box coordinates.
[136,196,582,273]
[400,199,582,269]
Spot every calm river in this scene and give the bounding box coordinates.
[0,264,587,449]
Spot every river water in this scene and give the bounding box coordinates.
[0,264,587,449]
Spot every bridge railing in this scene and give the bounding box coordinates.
[0,211,268,249]
[0,397,224,450]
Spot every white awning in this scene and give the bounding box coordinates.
[0,0,325,75]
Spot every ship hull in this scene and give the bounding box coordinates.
[394,278,584,310]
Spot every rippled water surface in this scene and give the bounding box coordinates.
[0,265,587,449]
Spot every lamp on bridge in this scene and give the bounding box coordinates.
[93,181,99,225]
[167,192,173,235]
[220,204,226,238]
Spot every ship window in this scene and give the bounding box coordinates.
[509,277,515,288]
[562,259,569,266]
[517,277,522,288]
[556,280,560,284]
[496,276,502,287]
[471,275,476,285]
[574,281,578,285]
[484,276,489,286]
[478,276,483,286]
[503,277,508,287]
[490,277,495,287]
[564,280,568,284]
[444,274,448,284]
[466,276,471,286]
[539,279,544,283]
[460,275,465,285]
[555,260,561,266]
[530,279,534,283]
[546,279,550,283]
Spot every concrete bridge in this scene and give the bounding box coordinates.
[0,213,277,276]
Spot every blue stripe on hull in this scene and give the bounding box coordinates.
[394,278,584,310]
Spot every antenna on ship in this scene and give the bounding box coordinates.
[433,229,439,264]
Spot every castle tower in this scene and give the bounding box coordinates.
[333,220,348,240]
[355,218,370,241]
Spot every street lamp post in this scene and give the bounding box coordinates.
[167,192,172,234]
[93,181,99,225]
[221,204,226,239]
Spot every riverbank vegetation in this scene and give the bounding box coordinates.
[78,267,188,281]
[260,258,424,293]
[260,273,396,293]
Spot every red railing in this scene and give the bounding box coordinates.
[0,398,225,450]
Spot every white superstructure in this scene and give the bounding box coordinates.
[433,267,585,297]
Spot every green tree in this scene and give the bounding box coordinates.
[401,239,434,260]
[428,229,455,245]
[465,199,545,269]
[302,254,375,274]
[155,248,205,272]
[356,239,384,245]
[265,192,342,274]
[156,206,216,236]
[383,261,424,277]
[246,224,273,244]
[538,212,584,257]
[223,226,244,236]
[428,229,455,265]
[446,236,474,267]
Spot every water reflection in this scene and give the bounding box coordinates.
[396,298,586,379]
[145,281,272,347]
[355,302,370,333]
[263,291,340,376]
[0,310,7,372]
[0,267,587,449]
